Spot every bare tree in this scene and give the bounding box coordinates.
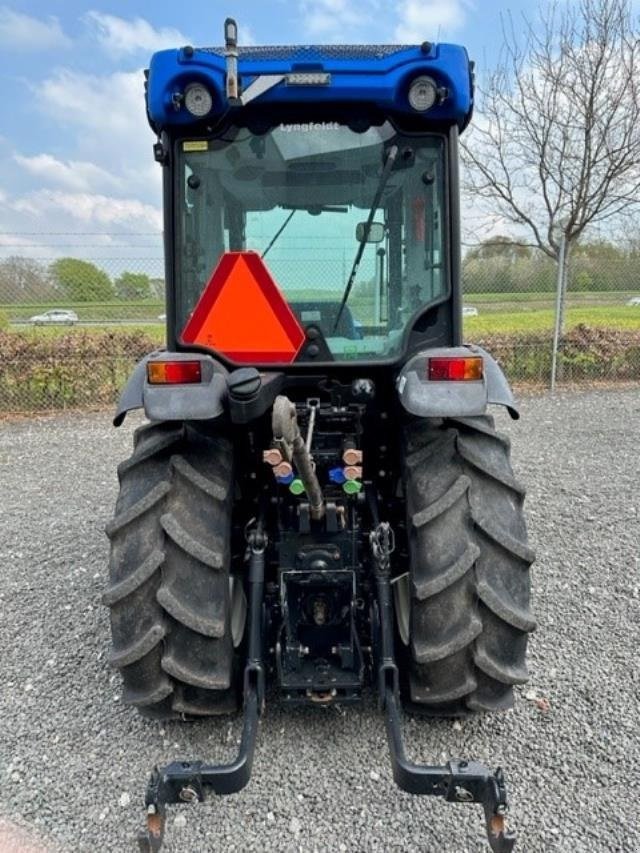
[0,257,55,303]
[462,0,640,271]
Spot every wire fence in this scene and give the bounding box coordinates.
[1,239,639,413]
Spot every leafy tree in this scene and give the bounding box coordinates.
[50,258,113,302]
[463,246,556,294]
[114,271,152,300]
[572,239,625,260]
[148,277,166,299]
[466,237,532,262]
[570,239,638,292]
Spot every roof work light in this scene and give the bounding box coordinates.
[184,83,213,117]
[408,76,439,111]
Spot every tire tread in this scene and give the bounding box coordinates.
[403,415,535,714]
[105,422,237,719]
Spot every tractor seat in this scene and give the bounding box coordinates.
[291,301,362,340]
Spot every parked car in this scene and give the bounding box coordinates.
[29,309,78,326]
[462,305,479,317]
[626,296,640,306]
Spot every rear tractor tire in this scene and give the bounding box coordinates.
[401,415,535,715]
[104,421,240,719]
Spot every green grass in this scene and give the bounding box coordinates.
[9,306,639,339]
[465,290,639,304]
[5,292,640,339]
[2,300,164,323]
[464,305,640,335]
[464,291,640,314]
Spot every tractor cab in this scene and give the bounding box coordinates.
[146,25,474,367]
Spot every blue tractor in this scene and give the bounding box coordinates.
[106,19,534,852]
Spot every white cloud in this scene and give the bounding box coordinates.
[7,68,162,236]
[13,153,123,193]
[0,182,163,263]
[296,0,467,43]
[34,67,160,205]
[394,0,469,41]
[240,24,257,47]
[299,0,368,39]
[38,68,146,137]
[0,6,70,50]
[0,229,59,259]
[1,60,164,261]
[85,11,189,56]
[12,190,162,230]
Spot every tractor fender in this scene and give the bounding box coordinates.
[113,352,228,426]
[396,344,519,420]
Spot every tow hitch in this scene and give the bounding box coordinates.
[370,521,516,853]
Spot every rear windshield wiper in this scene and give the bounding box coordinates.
[262,209,296,258]
[333,144,398,332]
[261,206,349,259]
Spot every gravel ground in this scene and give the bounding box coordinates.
[1,387,639,853]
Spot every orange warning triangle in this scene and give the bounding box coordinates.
[181,252,305,364]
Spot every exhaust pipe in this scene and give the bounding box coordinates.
[224,17,239,101]
[272,396,325,520]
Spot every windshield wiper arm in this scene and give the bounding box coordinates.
[333,144,398,332]
[262,204,351,260]
[262,209,296,258]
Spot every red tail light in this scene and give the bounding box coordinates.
[428,356,483,381]
[147,360,202,385]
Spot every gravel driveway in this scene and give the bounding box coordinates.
[1,388,638,853]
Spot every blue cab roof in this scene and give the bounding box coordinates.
[146,42,474,132]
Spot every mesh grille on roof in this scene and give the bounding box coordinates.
[199,44,415,61]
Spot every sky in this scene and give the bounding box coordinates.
[0,0,539,262]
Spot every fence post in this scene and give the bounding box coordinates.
[550,233,567,392]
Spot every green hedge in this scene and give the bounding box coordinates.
[0,329,158,410]
[1,324,639,412]
[476,325,640,383]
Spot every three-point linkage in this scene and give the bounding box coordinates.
[137,519,516,853]
[137,528,266,853]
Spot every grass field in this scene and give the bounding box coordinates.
[1,300,164,323]
[465,289,639,308]
[4,289,639,317]
[465,305,640,334]
[7,306,640,338]
[4,292,640,338]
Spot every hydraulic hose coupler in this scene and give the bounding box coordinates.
[272,395,325,520]
[342,440,363,467]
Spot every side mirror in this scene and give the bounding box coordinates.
[356,221,385,243]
